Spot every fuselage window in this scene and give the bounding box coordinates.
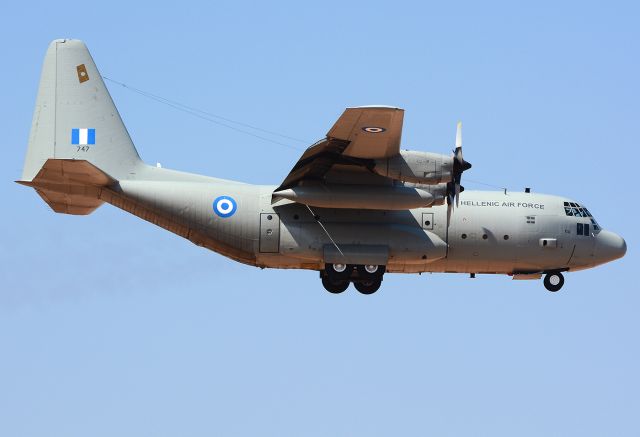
[577,223,583,235]
[584,223,590,235]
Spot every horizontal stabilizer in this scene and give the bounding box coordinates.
[16,159,116,215]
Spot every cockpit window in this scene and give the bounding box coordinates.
[565,201,601,230]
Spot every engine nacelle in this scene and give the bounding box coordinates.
[273,184,435,210]
[404,182,448,206]
[372,150,453,185]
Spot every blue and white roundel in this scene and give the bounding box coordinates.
[213,196,237,218]
[362,126,386,133]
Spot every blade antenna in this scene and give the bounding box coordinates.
[305,204,344,258]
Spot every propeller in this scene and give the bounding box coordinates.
[446,121,472,226]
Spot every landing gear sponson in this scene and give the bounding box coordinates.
[322,263,386,295]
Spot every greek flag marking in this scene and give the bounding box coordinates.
[71,128,96,145]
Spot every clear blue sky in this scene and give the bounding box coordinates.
[1,1,638,436]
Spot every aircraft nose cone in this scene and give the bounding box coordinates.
[595,230,627,264]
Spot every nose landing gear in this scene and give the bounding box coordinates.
[543,271,564,292]
[321,264,385,294]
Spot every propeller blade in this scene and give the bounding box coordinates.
[445,121,471,229]
[455,121,462,157]
[445,200,452,255]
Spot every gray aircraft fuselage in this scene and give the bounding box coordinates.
[112,164,625,276]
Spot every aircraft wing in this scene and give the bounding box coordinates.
[276,106,404,191]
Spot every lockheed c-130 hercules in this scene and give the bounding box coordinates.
[18,39,627,294]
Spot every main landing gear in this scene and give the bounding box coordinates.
[321,263,385,295]
[543,271,565,292]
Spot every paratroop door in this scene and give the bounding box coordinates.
[259,213,280,253]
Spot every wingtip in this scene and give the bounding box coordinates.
[349,105,403,110]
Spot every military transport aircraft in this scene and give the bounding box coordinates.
[18,39,627,294]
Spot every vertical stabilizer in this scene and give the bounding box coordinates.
[21,39,142,182]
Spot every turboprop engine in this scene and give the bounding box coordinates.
[371,150,454,185]
[373,122,472,211]
[272,122,471,212]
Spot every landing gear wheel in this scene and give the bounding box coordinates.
[354,278,382,295]
[544,272,564,292]
[356,264,386,280]
[326,263,353,281]
[322,276,349,294]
